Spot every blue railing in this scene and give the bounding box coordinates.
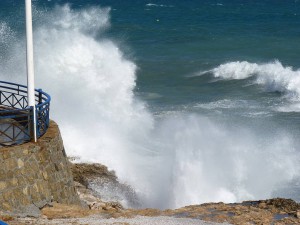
[0,81,51,146]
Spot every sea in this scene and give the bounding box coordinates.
[0,0,300,209]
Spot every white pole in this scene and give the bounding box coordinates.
[25,0,37,142]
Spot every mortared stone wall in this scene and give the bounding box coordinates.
[0,121,81,215]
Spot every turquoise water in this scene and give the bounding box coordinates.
[1,0,300,208]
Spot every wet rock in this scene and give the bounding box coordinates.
[71,163,139,208]
[74,181,124,213]
[71,163,117,188]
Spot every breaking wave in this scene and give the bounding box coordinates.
[210,61,300,99]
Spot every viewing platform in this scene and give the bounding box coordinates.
[0,81,50,146]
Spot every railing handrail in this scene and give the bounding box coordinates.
[35,88,51,108]
[0,80,51,146]
[0,81,51,109]
[0,80,28,88]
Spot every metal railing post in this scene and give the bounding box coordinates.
[25,0,37,142]
[38,89,43,105]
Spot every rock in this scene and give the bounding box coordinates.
[74,180,107,208]
[74,180,124,213]
[0,212,13,222]
[71,163,138,208]
[258,202,267,209]
[16,204,41,218]
[89,201,106,210]
[106,201,124,210]
[263,198,300,212]
[71,163,117,187]
[41,203,93,219]
[0,182,7,191]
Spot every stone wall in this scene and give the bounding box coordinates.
[0,121,81,215]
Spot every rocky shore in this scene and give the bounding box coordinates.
[1,163,300,225]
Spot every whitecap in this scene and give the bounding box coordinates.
[208,60,300,100]
[146,3,174,8]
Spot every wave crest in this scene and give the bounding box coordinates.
[211,61,300,98]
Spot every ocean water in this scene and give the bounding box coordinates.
[1,0,300,209]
